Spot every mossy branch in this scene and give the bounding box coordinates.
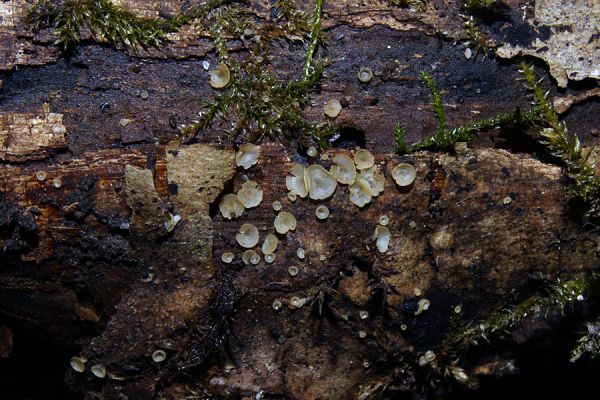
[302,0,325,81]
[571,317,600,362]
[395,72,539,153]
[520,62,600,217]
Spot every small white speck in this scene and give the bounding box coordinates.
[202,60,210,70]
[577,294,585,301]
[387,45,391,49]
[464,48,472,60]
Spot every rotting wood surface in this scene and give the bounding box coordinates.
[0,0,599,399]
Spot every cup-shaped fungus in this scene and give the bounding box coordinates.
[274,211,296,234]
[315,205,330,220]
[307,146,318,157]
[264,253,276,263]
[219,194,245,219]
[348,177,373,207]
[372,225,391,253]
[306,164,337,200]
[152,349,167,363]
[391,163,416,187]
[262,233,279,255]
[70,356,86,372]
[354,149,375,170]
[323,99,342,118]
[357,67,373,83]
[236,223,259,248]
[272,200,283,211]
[209,63,231,89]
[286,164,308,198]
[237,180,263,208]
[221,251,234,263]
[91,364,106,379]
[236,143,260,170]
[358,166,385,196]
[242,249,258,265]
[330,154,356,185]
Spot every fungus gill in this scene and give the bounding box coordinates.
[236,223,259,248]
[391,163,416,187]
[330,154,356,185]
[237,180,263,208]
[274,211,297,234]
[219,194,245,219]
[209,62,231,89]
[236,143,260,170]
[306,164,337,200]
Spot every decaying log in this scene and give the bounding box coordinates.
[1,0,600,399]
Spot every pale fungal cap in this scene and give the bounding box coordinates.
[363,360,370,369]
[359,310,369,320]
[262,233,279,255]
[237,180,263,208]
[502,196,512,205]
[296,248,305,259]
[288,265,299,277]
[272,299,283,311]
[373,226,391,253]
[321,153,329,160]
[274,211,296,234]
[70,356,86,373]
[354,149,375,170]
[164,213,181,233]
[330,154,356,185]
[307,146,318,157]
[219,194,245,219]
[287,192,297,202]
[236,143,260,169]
[358,166,385,196]
[290,296,307,309]
[400,324,408,331]
[53,177,62,188]
[272,200,283,211]
[464,47,472,60]
[286,164,308,198]
[323,98,342,118]
[409,220,417,229]
[152,349,167,363]
[319,254,327,261]
[236,223,259,248]
[358,330,367,339]
[414,298,430,315]
[418,350,436,366]
[250,252,260,265]
[264,253,276,263]
[242,249,258,265]
[35,170,47,181]
[306,164,337,200]
[91,364,106,379]
[453,304,462,314]
[379,214,389,226]
[315,205,330,220]
[357,67,374,83]
[209,62,231,89]
[221,251,234,264]
[391,163,416,187]
[348,178,373,207]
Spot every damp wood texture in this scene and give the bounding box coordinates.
[1,0,600,399]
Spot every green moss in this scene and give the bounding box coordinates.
[520,63,600,218]
[395,72,539,153]
[464,16,488,57]
[571,317,600,362]
[302,0,324,81]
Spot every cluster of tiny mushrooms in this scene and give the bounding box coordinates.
[70,68,425,376]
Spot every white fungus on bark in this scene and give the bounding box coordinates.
[373,225,391,253]
[323,99,342,118]
[330,153,356,185]
[306,164,337,200]
[219,194,245,219]
[274,211,296,234]
[286,164,308,198]
[236,223,259,248]
[348,177,373,207]
[261,233,279,255]
[391,163,416,187]
[237,180,263,208]
[235,143,260,169]
[209,63,231,89]
[354,149,375,170]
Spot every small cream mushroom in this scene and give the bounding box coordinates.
[286,164,308,198]
[242,249,257,265]
[272,299,283,310]
[324,99,342,118]
[272,200,283,211]
[418,350,436,366]
[236,223,259,248]
[274,211,297,234]
[372,225,391,253]
[152,349,167,363]
[53,177,62,188]
[296,248,305,259]
[414,299,430,315]
[236,143,260,169]
[237,180,263,208]
[289,296,307,309]
[221,251,234,263]
[379,214,389,226]
[357,67,373,83]
[262,233,279,254]
[354,149,375,170]
[348,178,373,207]
[288,265,299,277]
[164,213,181,233]
[391,163,416,187]
[330,154,356,185]
[358,166,385,196]
[306,164,337,200]
[35,171,47,181]
[209,62,231,89]
[91,364,106,379]
[219,194,245,219]
[70,356,86,373]
[307,146,318,157]
[315,205,329,220]
[264,253,275,263]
